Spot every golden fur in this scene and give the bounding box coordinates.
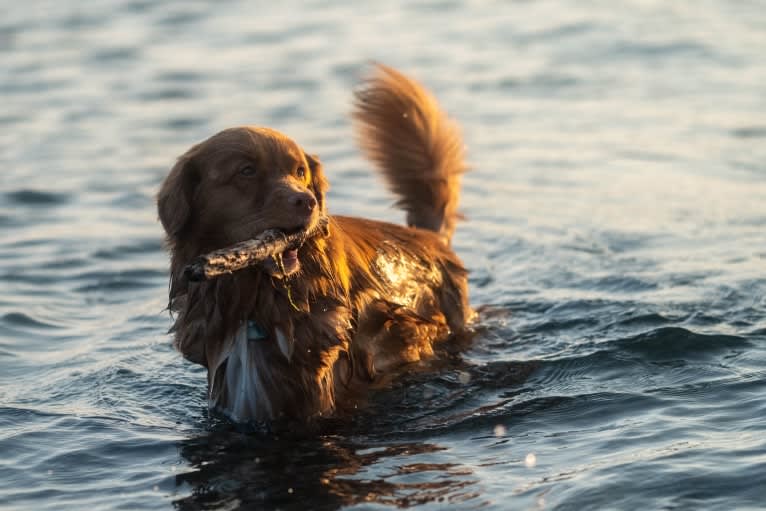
[158,65,471,423]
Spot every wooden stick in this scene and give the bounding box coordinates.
[184,216,329,282]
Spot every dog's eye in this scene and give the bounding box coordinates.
[239,165,257,177]
[296,166,306,179]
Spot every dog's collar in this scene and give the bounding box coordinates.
[246,320,268,342]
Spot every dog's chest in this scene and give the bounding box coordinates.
[207,301,352,422]
[207,323,275,422]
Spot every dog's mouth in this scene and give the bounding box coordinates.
[261,222,314,278]
[269,247,301,277]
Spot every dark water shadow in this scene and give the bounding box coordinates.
[173,428,481,510]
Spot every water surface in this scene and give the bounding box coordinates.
[1,1,765,509]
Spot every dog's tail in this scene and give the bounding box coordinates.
[352,64,466,245]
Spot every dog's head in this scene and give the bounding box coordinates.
[158,127,329,278]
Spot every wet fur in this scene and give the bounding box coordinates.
[158,65,471,423]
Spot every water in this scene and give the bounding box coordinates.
[1,1,765,509]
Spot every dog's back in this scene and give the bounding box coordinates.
[353,64,466,245]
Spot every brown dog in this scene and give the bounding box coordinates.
[158,65,471,423]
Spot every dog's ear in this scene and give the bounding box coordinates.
[304,152,328,211]
[157,150,200,240]
[304,152,331,237]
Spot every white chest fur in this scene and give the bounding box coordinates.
[208,323,280,423]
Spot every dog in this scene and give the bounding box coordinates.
[158,64,471,423]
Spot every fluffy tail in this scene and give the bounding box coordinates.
[352,64,466,245]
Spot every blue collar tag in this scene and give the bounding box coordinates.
[247,320,268,342]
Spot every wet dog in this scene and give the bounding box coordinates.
[158,65,471,423]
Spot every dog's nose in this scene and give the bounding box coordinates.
[290,192,317,216]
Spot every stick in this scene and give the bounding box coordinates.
[184,216,329,282]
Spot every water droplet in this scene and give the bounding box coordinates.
[152,485,159,492]
[525,452,537,468]
[457,371,471,384]
[493,424,506,437]
[288,487,294,494]
[402,112,408,118]
[47,469,53,476]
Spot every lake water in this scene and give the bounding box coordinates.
[1,1,765,509]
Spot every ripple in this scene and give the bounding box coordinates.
[72,268,166,283]
[92,239,164,260]
[616,327,750,360]
[154,70,206,82]
[61,12,103,29]
[607,312,674,329]
[157,9,204,27]
[607,39,720,61]
[122,0,156,14]
[0,25,18,51]
[88,47,139,63]
[4,190,69,206]
[471,72,582,96]
[1,312,58,330]
[731,126,766,139]
[137,88,198,101]
[525,316,600,334]
[163,117,206,130]
[71,268,166,294]
[74,279,161,293]
[576,275,658,293]
[517,21,597,45]
[0,78,72,95]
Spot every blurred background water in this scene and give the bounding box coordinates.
[1,1,765,509]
